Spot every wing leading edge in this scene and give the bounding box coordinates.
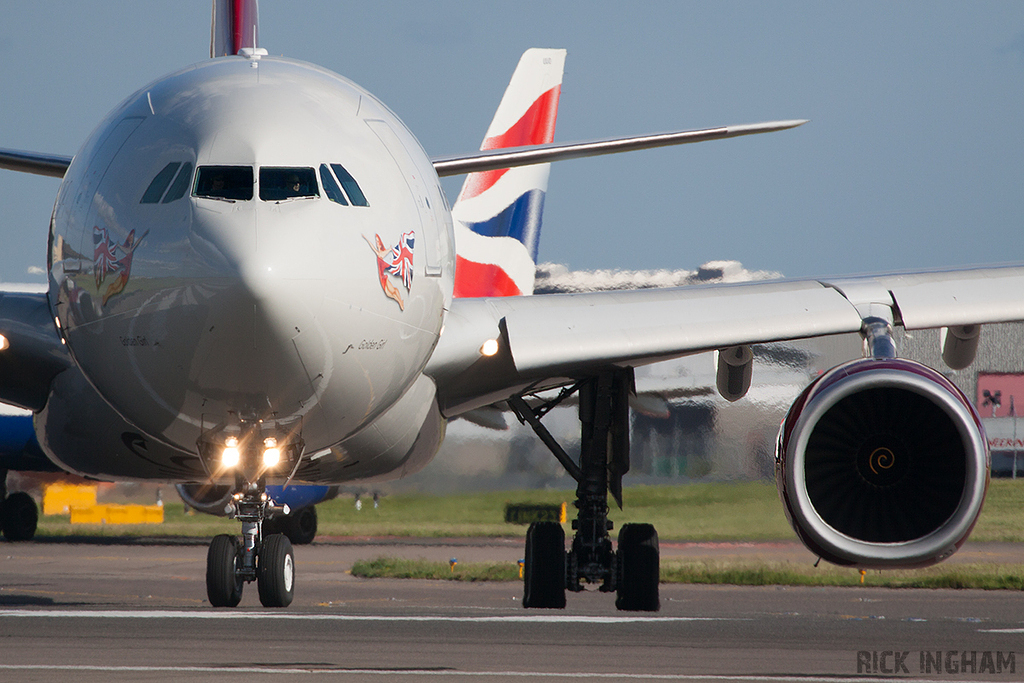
[427,264,1024,416]
[1,120,806,181]
[432,120,808,177]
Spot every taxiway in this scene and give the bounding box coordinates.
[0,541,1022,682]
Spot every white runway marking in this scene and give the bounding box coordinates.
[0,609,739,623]
[0,665,998,682]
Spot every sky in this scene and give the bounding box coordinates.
[2,1,1023,285]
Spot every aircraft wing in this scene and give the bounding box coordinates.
[0,289,72,411]
[2,120,806,180]
[428,263,1024,415]
[0,148,72,178]
[431,120,807,177]
[2,121,805,180]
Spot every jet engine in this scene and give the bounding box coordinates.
[176,483,234,516]
[776,357,989,568]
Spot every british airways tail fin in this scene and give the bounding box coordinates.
[211,0,260,57]
[451,48,566,298]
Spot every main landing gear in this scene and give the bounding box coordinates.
[206,479,295,608]
[0,471,39,542]
[510,368,660,612]
[263,504,318,545]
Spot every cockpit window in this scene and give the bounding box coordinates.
[194,166,254,201]
[319,164,348,205]
[259,167,318,202]
[330,163,369,207]
[140,162,181,203]
[162,162,193,203]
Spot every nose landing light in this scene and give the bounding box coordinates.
[222,436,241,468]
[199,427,303,479]
[262,437,281,467]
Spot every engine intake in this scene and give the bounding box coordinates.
[176,483,233,516]
[776,358,988,568]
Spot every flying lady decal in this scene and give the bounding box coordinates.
[364,230,414,310]
[93,226,148,306]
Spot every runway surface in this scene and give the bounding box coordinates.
[1,540,1022,681]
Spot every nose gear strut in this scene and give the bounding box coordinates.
[199,420,302,608]
[205,470,296,607]
[509,367,660,611]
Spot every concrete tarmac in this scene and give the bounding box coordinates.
[1,540,1023,682]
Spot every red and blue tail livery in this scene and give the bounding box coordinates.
[451,48,566,298]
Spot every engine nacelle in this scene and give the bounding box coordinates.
[177,483,339,517]
[776,357,989,568]
[176,483,233,516]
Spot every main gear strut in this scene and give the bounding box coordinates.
[509,367,659,611]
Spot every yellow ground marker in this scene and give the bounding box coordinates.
[43,484,97,516]
[70,504,164,525]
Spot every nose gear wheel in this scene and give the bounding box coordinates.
[204,474,295,608]
[258,533,295,607]
[206,534,243,607]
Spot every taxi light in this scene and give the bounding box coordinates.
[262,437,281,467]
[262,448,281,467]
[480,338,499,357]
[221,446,240,468]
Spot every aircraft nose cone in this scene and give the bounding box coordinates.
[63,187,443,456]
[186,206,329,415]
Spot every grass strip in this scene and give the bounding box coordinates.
[351,557,519,581]
[662,561,1024,589]
[35,480,1024,543]
[351,556,1024,590]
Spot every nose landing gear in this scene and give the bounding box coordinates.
[205,480,295,608]
[198,424,303,607]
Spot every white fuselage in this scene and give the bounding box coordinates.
[47,54,455,481]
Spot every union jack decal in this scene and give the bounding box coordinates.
[364,230,415,311]
[93,226,117,288]
[92,225,148,306]
[388,231,415,289]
